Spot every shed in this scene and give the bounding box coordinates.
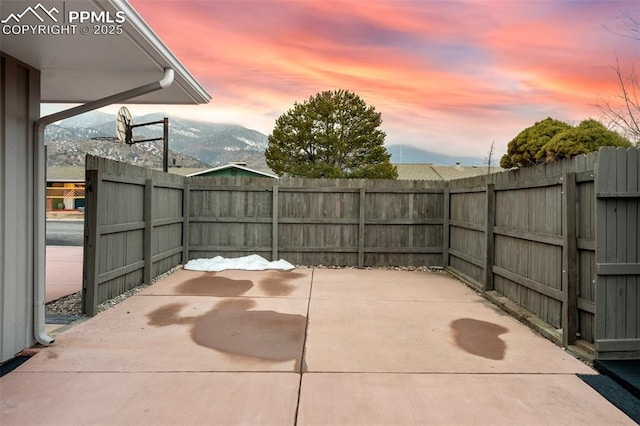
[186,162,278,179]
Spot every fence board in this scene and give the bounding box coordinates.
[562,173,578,346]
[595,148,640,359]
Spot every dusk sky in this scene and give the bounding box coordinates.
[110,0,639,159]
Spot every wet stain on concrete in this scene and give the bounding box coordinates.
[177,274,254,297]
[258,271,307,296]
[147,303,192,326]
[146,299,306,371]
[192,299,306,368]
[450,318,508,360]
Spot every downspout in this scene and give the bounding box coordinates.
[32,68,175,345]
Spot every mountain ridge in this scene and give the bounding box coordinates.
[48,111,487,169]
[48,112,270,170]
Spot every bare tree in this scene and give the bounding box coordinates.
[599,56,640,145]
[607,11,639,41]
[483,140,495,174]
[599,12,640,146]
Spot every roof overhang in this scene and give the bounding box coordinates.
[0,0,211,104]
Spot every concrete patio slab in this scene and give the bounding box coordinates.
[2,267,634,425]
[311,268,477,301]
[305,297,593,374]
[21,295,309,373]
[297,373,634,425]
[1,372,299,426]
[141,268,313,299]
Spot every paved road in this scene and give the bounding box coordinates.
[46,220,83,246]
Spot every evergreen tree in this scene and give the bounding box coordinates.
[537,119,631,162]
[265,90,397,178]
[500,117,631,168]
[500,118,570,168]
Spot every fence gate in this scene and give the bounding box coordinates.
[594,147,640,359]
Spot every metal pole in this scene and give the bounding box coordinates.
[163,117,169,172]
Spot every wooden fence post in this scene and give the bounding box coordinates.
[82,168,100,316]
[442,188,450,267]
[562,172,578,347]
[143,179,153,285]
[272,184,279,261]
[358,187,366,268]
[484,184,495,292]
[182,182,190,264]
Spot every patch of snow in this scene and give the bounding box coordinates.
[174,129,199,137]
[235,136,267,149]
[184,254,295,272]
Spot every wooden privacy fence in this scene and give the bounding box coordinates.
[83,157,186,315]
[445,152,599,356]
[83,148,640,360]
[187,177,446,267]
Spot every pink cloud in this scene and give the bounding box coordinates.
[128,0,640,158]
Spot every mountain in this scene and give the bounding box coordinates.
[387,144,484,166]
[48,111,486,170]
[56,110,112,129]
[45,130,209,169]
[49,112,270,170]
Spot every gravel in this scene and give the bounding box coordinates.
[45,264,439,317]
[45,265,183,317]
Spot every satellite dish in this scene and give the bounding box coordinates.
[116,106,133,144]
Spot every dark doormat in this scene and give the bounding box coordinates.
[594,359,640,399]
[45,314,81,324]
[578,374,640,423]
[0,356,31,377]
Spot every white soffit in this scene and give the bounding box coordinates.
[0,0,211,104]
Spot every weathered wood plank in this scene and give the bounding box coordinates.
[562,172,578,346]
[493,175,562,191]
[492,265,564,301]
[595,338,640,352]
[151,246,184,263]
[98,221,146,236]
[449,219,484,232]
[143,179,153,286]
[151,217,183,227]
[182,183,190,263]
[576,170,595,183]
[442,188,450,267]
[82,169,100,316]
[596,192,640,198]
[100,175,147,186]
[358,188,365,268]
[484,184,495,292]
[577,239,596,251]
[492,226,563,246]
[449,248,483,268]
[577,297,596,314]
[97,261,145,284]
[272,184,279,261]
[596,263,640,275]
